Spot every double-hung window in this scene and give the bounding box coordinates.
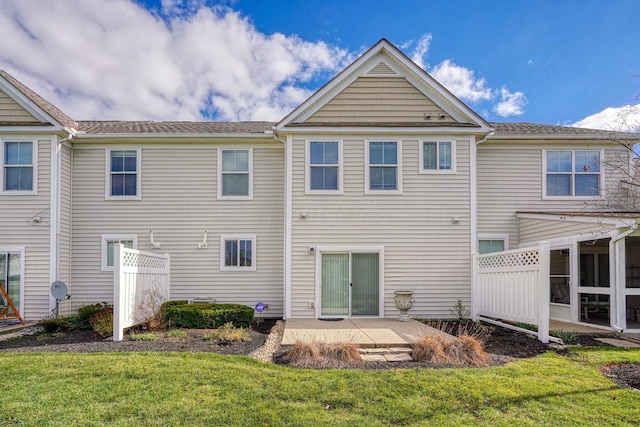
[107,149,140,199]
[366,141,401,193]
[219,149,252,199]
[420,140,455,173]
[545,150,601,197]
[308,141,340,192]
[2,140,36,193]
[101,235,137,271]
[220,235,256,271]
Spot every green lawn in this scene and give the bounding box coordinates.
[1,348,639,426]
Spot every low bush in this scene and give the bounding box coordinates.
[162,302,254,329]
[77,303,105,322]
[278,341,363,369]
[412,334,489,367]
[551,329,578,343]
[38,316,72,333]
[204,322,251,343]
[89,306,114,337]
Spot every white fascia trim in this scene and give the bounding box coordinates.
[364,139,403,195]
[217,147,254,200]
[279,126,485,135]
[284,134,293,319]
[305,139,344,195]
[488,134,625,141]
[0,79,63,127]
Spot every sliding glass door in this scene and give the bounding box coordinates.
[321,252,379,317]
[0,252,22,312]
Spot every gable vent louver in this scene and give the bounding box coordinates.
[367,61,398,76]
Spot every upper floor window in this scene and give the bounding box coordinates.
[545,150,601,197]
[420,140,455,173]
[308,141,341,193]
[107,149,140,199]
[220,234,256,271]
[366,141,402,193]
[2,140,36,193]
[218,149,252,199]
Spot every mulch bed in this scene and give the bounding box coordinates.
[0,319,638,390]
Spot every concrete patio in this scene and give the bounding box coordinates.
[282,318,451,348]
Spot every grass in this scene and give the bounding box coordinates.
[203,322,251,343]
[129,333,158,341]
[166,329,188,338]
[1,348,639,426]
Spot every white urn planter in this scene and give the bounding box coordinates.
[393,291,415,322]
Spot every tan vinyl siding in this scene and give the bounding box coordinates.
[290,137,472,319]
[477,142,628,249]
[71,141,284,316]
[0,138,51,319]
[0,90,40,123]
[306,77,456,123]
[518,218,617,244]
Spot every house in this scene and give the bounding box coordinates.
[1,39,638,332]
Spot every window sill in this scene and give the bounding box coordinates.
[305,189,343,195]
[105,195,142,201]
[0,190,37,196]
[542,195,601,201]
[217,195,254,201]
[418,169,457,175]
[220,266,257,272]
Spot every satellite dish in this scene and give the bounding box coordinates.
[51,281,70,301]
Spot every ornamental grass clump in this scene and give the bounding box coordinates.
[204,322,251,344]
[278,341,363,369]
[412,334,489,367]
[411,335,450,364]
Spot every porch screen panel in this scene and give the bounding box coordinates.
[351,253,379,316]
[321,254,349,316]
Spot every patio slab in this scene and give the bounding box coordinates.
[282,318,448,348]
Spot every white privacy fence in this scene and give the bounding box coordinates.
[472,241,551,343]
[113,245,170,341]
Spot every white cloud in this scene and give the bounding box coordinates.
[430,59,493,103]
[0,0,347,121]
[493,87,527,117]
[572,104,640,132]
[409,33,432,69]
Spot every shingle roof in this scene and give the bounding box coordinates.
[77,120,275,135]
[490,122,637,139]
[0,70,77,130]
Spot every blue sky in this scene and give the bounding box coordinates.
[0,0,638,129]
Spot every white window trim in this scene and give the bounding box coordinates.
[364,140,403,195]
[305,140,343,195]
[542,149,604,200]
[220,234,257,271]
[477,234,509,254]
[105,148,142,200]
[101,234,138,272]
[217,148,254,200]
[0,138,38,195]
[419,139,457,174]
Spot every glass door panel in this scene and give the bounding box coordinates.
[321,254,349,316]
[351,253,379,316]
[0,253,20,312]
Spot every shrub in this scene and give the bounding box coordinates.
[412,335,450,364]
[446,335,490,367]
[77,303,105,322]
[38,316,72,333]
[163,303,254,329]
[204,322,251,343]
[89,306,113,337]
[130,333,158,341]
[551,329,577,343]
[278,341,363,369]
[135,288,166,330]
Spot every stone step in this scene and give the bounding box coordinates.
[359,347,413,362]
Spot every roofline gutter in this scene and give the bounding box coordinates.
[487,134,638,141]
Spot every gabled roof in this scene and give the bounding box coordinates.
[276,38,492,132]
[0,70,77,130]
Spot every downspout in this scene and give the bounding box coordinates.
[49,128,74,315]
[272,129,292,319]
[610,221,638,333]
